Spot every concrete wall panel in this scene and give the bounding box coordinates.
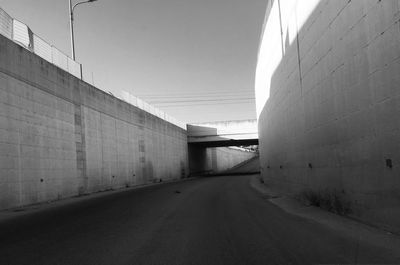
[256,0,400,231]
[0,34,188,210]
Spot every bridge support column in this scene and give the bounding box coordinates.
[188,145,208,175]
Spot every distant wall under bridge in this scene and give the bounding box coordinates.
[188,146,256,175]
[256,0,400,231]
[0,34,188,210]
[187,122,258,175]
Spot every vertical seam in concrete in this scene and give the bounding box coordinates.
[74,103,87,195]
[80,105,87,193]
[100,114,104,189]
[277,0,285,57]
[17,101,22,206]
[295,10,303,96]
[114,118,118,187]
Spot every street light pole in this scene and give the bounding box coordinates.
[69,0,97,60]
[69,0,75,60]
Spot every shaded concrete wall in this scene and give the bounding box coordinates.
[189,145,256,175]
[0,34,188,210]
[256,0,400,230]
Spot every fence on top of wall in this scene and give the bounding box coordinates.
[0,7,186,130]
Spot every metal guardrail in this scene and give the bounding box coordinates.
[0,7,186,130]
[9,16,83,79]
[0,8,12,39]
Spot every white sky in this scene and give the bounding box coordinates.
[0,0,267,123]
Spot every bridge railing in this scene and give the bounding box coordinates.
[0,7,186,130]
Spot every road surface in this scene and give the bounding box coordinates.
[0,175,398,264]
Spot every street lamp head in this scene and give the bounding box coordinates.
[69,0,98,60]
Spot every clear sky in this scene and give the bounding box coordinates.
[0,0,267,123]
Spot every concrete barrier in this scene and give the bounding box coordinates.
[256,0,400,231]
[0,34,188,210]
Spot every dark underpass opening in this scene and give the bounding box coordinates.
[188,143,259,176]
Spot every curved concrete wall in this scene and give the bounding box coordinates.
[256,0,400,230]
[0,34,188,210]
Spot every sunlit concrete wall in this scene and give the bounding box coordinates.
[210,147,256,173]
[256,0,400,230]
[0,34,188,210]
[188,146,256,175]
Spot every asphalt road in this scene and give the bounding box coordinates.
[0,175,398,265]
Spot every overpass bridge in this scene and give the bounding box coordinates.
[187,120,259,175]
[187,120,259,147]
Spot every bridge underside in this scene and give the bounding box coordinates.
[186,121,259,174]
[187,137,259,175]
[188,138,259,148]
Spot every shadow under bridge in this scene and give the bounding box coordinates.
[187,120,259,175]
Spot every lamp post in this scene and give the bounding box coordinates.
[69,0,97,60]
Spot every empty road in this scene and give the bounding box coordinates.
[0,175,398,265]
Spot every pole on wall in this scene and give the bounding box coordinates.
[69,0,98,61]
[69,0,75,60]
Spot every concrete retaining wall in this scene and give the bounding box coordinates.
[0,34,188,210]
[256,0,400,230]
[225,156,260,175]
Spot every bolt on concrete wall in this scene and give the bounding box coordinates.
[255,0,400,231]
[0,34,188,210]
